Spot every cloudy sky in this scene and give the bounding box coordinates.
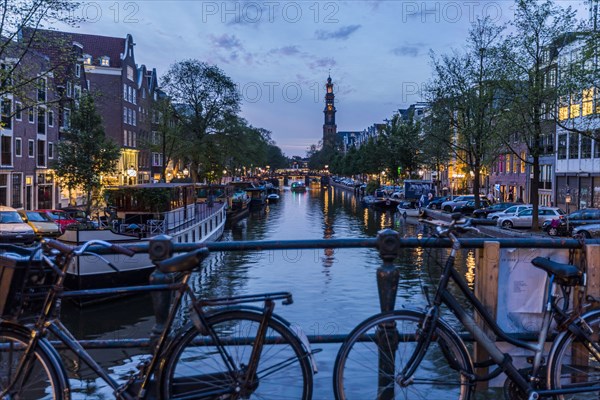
[56,0,590,156]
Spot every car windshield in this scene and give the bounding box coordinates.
[26,212,52,222]
[504,206,517,213]
[47,211,69,220]
[0,211,24,223]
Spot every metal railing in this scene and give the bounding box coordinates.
[54,231,600,350]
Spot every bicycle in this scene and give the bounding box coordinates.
[333,214,600,399]
[0,238,316,399]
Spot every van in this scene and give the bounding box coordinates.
[0,206,36,244]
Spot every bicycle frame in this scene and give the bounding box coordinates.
[3,247,291,399]
[400,233,600,398]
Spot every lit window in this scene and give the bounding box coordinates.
[583,88,593,116]
[520,151,526,173]
[100,56,110,66]
[83,54,92,65]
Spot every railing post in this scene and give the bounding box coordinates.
[375,228,401,400]
[148,234,174,346]
[474,241,500,391]
[376,228,401,313]
[585,244,600,299]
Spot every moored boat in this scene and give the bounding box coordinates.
[290,181,307,192]
[61,183,226,293]
[267,193,280,203]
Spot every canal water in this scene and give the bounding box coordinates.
[61,185,484,399]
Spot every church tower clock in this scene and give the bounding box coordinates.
[323,75,337,149]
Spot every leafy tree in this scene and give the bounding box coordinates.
[1,1,81,110]
[161,59,241,182]
[53,93,121,216]
[497,0,576,228]
[382,111,423,180]
[427,17,506,207]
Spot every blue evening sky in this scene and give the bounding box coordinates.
[56,1,590,156]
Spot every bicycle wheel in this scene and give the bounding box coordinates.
[160,309,313,399]
[549,311,600,399]
[333,310,473,400]
[0,326,65,399]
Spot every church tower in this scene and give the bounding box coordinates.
[323,75,337,148]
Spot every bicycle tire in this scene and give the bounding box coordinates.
[548,310,600,399]
[159,308,313,399]
[0,324,67,399]
[333,309,473,400]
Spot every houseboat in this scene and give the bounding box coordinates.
[290,181,307,192]
[60,183,226,292]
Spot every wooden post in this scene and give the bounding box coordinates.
[585,244,600,299]
[474,241,500,391]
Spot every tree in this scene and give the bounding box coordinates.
[427,17,506,206]
[421,104,452,192]
[382,111,423,180]
[497,0,576,229]
[1,1,81,109]
[161,59,241,182]
[53,93,121,216]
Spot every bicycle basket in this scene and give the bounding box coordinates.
[0,245,53,320]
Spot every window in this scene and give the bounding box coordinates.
[132,110,136,126]
[132,90,136,105]
[594,134,600,158]
[28,108,34,123]
[123,130,128,147]
[67,82,73,97]
[123,84,127,101]
[132,131,136,147]
[11,173,21,208]
[15,102,22,121]
[63,108,70,129]
[568,133,579,159]
[48,142,54,159]
[14,138,21,157]
[37,139,45,167]
[127,108,132,125]
[559,96,569,121]
[74,86,81,101]
[557,134,567,159]
[27,140,34,158]
[48,110,54,127]
[583,88,594,116]
[0,174,6,206]
[37,108,46,135]
[1,98,11,129]
[100,56,110,66]
[505,153,511,173]
[83,54,92,65]
[581,135,592,158]
[37,78,46,102]
[75,63,81,77]
[123,107,128,124]
[127,66,134,81]
[0,135,11,166]
[153,153,162,166]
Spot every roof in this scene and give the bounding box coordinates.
[21,27,128,68]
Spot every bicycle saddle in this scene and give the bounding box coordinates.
[531,257,582,286]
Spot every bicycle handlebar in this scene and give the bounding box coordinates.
[43,239,136,257]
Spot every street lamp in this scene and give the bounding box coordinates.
[183,167,189,177]
[565,191,572,232]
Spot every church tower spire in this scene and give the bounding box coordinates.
[323,74,337,148]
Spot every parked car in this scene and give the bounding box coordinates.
[0,206,36,244]
[453,200,490,216]
[498,207,565,229]
[441,195,479,212]
[572,223,600,239]
[18,210,62,238]
[35,209,78,233]
[426,196,450,210]
[472,202,520,219]
[541,208,600,236]
[487,204,533,220]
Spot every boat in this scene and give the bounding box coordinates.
[267,193,280,203]
[60,183,226,293]
[290,181,307,192]
[368,189,401,210]
[397,201,424,218]
[226,188,251,224]
[246,186,267,210]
